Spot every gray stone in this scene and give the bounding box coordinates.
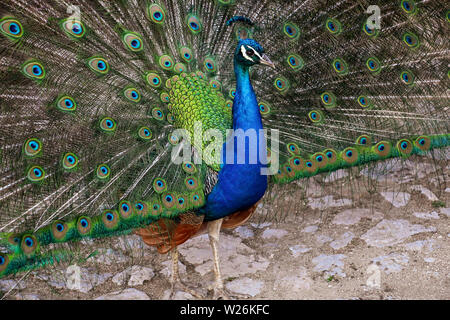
[234,226,254,239]
[226,277,263,297]
[274,268,313,292]
[315,234,333,245]
[413,211,440,220]
[380,191,411,208]
[329,232,354,250]
[112,266,154,286]
[360,159,408,180]
[308,196,352,210]
[80,238,95,246]
[160,260,187,278]
[47,266,112,293]
[306,179,324,197]
[312,254,346,278]
[178,234,269,277]
[0,279,27,291]
[114,235,147,258]
[128,266,154,286]
[361,219,436,247]
[302,225,318,233]
[424,148,449,161]
[409,185,439,201]
[112,270,128,286]
[332,208,384,226]
[14,293,40,300]
[261,228,288,239]
[324,169,349,183]
[162,290,195,300]
[424,257,436,263]
[250,222,272,229]
[95,288,150,300]
[91,248,128,265]
[440,208,450,217]
[404,239,435,253]
[289,244,312,257]
[372,253,409,274]
[361,159,437,181]
[114,235,144,250]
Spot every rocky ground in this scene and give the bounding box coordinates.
[1,151,449,300]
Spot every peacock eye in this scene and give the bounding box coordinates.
[246,49,254,56]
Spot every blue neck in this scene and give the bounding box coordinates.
[202,61,268,220]
[232,63,262,130]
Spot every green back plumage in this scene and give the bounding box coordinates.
[0,0,448,277]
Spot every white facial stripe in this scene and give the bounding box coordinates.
[240,45,254,62]
[252,49,263,61]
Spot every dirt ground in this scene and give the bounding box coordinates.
[1,151,449,300]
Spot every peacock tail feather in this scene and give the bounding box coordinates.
[0,0,448,277]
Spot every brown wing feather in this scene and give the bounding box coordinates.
[136,203,259,253]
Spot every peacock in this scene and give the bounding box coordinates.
[0,0,448,299]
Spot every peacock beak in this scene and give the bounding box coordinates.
[260,54,275,69]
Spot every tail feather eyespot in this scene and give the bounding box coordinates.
[62,152,79,170]
[21,235,38,255]
[96,164,111,180]
[153,178,167,193]
[414,136,431,151]
[23,138,42,158]
[99,117,117,132]
[148,4,166,24]
[341,147,359,164]
[77,217,92,235]
[61,19,86,39]
[356,135,372,146]
[52,221,69,240]
[102,210,119,229]
[123,32,143,52]
[0,18,24,40]
[56,96,77,112]
[323,149,337,164]
[0,254,10,273]
[402,31,420,48]
[22,60,46,80]
[332,58,348,75]
[326,18,342,35]
[124,87,141,102]
[138,127,152,140]
[283,22,300,40]
[320,91,336,108]
[118,201,133,219]
[373,141,392,157]
[312,152,327,169]
[27,166,45,182]
[87,56,109,75]
[397,139,413,156]
[187,14,202,34]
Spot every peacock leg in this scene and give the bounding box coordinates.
[207,218,249,300]
[168,247,205,299]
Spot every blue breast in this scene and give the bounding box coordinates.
[202,60,268,221]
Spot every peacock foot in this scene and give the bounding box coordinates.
[209,283,250,300]
[166,248,206,299]
[168,279,206,300]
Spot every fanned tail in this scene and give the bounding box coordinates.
[239,1,449,183]
[0,0,237,276]
[0,0,448,278]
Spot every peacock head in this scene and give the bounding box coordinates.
[235,38,275,69]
